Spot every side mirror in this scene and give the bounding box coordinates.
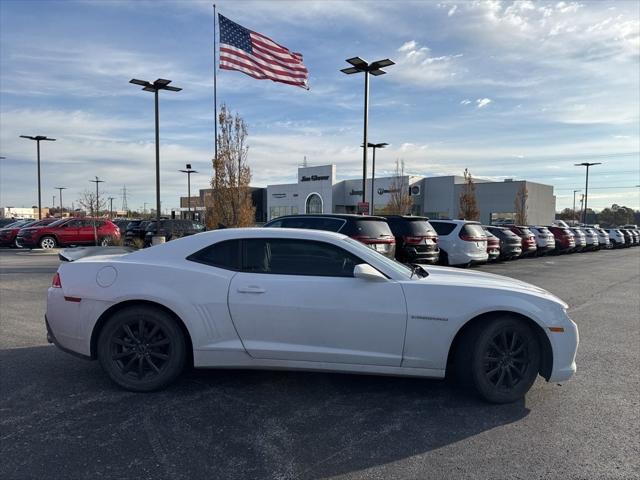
[353,263,387,281]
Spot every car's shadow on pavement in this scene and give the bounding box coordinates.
[1,345,530,480]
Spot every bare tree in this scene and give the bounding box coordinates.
[379,159,413,215]
[77,190,106,217]
[458,168,480,221]
[514,183,528,225]
[207,104,255,229]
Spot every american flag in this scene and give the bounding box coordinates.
[218,14,309,90]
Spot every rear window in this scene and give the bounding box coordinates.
[536,227,550,234]
[346,219,393,238]
[187,240,241,270]
[404,219,436,236]
[519,227,533,235]
[461,224,486,238]
[430,221,456,236]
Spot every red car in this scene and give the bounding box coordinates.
[548,225,576,253]
[0,219,37,247]
[16,217,120,249]
[504,225,537,256]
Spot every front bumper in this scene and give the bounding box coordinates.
[548,317,579,382]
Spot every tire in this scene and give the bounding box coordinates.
[97,306,186,392]
[39,236,57,249]
[455,316,541,403]
[99,237,111,247]
[439,250,449,266]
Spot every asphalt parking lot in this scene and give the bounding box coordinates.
[1,247,639,480]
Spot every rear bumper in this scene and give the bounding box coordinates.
[401,247,440,264]
[45,315,92,360]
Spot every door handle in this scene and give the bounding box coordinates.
[237,286,266,294]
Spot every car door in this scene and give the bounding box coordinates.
[228,238,407,366]
[78,220,99,244]
[56,219,82,244]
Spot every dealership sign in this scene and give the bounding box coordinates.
[300,175,330,182]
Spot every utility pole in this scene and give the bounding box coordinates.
[572,189,580,222]
[19,135,56,219]
[108,197,115,219]
[55,187,67,217]
[179,164,198,220]
[575,162,601,224]
[89,176,105,245]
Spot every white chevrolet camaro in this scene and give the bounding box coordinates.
[46,228,578,403]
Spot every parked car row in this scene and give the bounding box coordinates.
[123,219,205,247]
[263,214,639,268]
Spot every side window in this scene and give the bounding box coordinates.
[242,239,361,277]
[266,219,283,228]
[187,240,241,270]
[66,220,83,228]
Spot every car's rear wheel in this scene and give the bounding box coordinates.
[455,316,541,403]
[97,306,186,392]
[39,236,57,249]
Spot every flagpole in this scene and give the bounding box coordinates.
[213,4,218,171]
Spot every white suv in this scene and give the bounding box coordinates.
[582,227,600,250]
[595,228,611,249]
[530,226,556,254]
[430,220,489,267]
[606,228,625,248]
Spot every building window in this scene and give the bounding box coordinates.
[305,193,323,214]
[291,206,298,215]
[269,206,289,220]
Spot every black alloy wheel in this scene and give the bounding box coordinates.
[98,306,186,391]
[455,316,540,403]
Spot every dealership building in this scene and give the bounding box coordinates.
[181,164,556,226]
[265,164,556,225]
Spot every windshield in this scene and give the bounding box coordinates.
[48,218,70,228]
[343,237,414,279]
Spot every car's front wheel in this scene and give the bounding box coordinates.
[39,236,57,249]
[456,316,541,403]
[97,306,186,392]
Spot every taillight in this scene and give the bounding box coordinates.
[459,235,486,242]
[352,235,395,244]
[52,272,62,288]
[403,235,425,245]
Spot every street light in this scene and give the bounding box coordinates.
[341,57,394,214]
[361,142,388,215]
[575,162,601,224]
[55,187,67,218]
[572,189,581,222]
[130,78,182,243]
[19,135,56,219]
[179,163,198,220]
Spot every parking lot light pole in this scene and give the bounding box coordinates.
[179,164,198,220]
[19,135,56,220]
[341,57,394,214]
[575,162,601,224]
[362,142,388,215]
[55,187,67,218]
[572,189,580,222]
[130,78,182,243]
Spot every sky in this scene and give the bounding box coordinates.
[0,0,639,213]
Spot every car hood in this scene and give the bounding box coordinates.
[415,265,567,307]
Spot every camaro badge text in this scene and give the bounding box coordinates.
[411,315,448,322]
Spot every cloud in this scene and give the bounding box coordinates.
[448,5,458,16]
[476,98,492,108]
[460,99,472,105]
[392,40,464,87]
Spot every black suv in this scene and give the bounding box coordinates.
[264,214,396,259]
[144,219,205,247]
[383,215,439,264]
[123,220,150,246]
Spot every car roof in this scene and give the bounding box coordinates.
[119,228,351,263]
[429,219,479,225]
[384,215,430,221]
[269,214,388,221]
